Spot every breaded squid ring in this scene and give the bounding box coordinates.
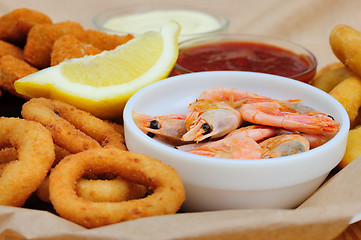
[49,148,185,228]
[21,98,126,153]
[37,175,147,203]
[0,117,55,206]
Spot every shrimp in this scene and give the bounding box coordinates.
[178,125,277,159]
[187,135,261,159]
[276,128,334,149]
[240,101,340,135]
[259,134,310,158]
[182,99,242,142]
[132,111,187,145]
[198,87,276,107]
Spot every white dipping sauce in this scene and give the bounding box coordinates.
[102,10,223,38]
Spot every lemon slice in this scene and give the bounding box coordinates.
[14,21,180,119]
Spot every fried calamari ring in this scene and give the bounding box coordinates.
[76,176,147,203]
[37,175,147,203]
[21,98,127,153]
[49,148,185,228]
[0,117,55,206]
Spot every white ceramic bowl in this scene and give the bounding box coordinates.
[123,71,349,212]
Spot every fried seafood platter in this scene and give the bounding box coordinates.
[0,6,358,231]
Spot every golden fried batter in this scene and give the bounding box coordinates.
[24,21,85,69]
[78,29,134,51]
[330,24,361,78]
[0,40,24,60]
[50,34,102,66]
[25,21,134,69]
[311,62,354,93]
[0,55,38,97]
[0,8,52,47]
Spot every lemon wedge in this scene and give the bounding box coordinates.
[14,21,180,119]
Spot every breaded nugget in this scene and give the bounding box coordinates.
[329,75,361,127]
[0,8,52,46]
[340,125,361,168]
[311,62,354,92]
[0,40,24,60]
[79,29,133,50]
[0,55,37,97]
[330,24,361,78]
[24,21,84,69]
[50,34,102,66]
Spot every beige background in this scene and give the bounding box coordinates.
[2,0,361,69]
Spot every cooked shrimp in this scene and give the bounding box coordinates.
[276,128,334,149]
[198,87,275,106]
[259,134,310,158]
[182,99,242,142]
[240,101,340,135]
[132,111,187,145]
[187,135,261,159]
[179,125,277,159]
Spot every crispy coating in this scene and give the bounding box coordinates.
[0,8,52,46]
[329,75,361,127]
[24,21,134,69]
[50,34,102,66]
[49,148,185,228]
[0,55,38,97]
[0,40,24,60]
[24,21,85,68]
[0,117,55,207]
[330,24,361,78]
[311,62,354,92]
[21,98,127,153]
[75,176,147,202]
[78,29,134,51]
[340,126,361,168]
[37,175,147,203]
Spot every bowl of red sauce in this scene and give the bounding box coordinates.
[172,34,317,83]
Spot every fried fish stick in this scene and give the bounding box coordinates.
[0,8,52,46]
[50,34,102,66]
[78,29,133,51]
[339,126,361,168]
[0,55,38,96]
[311,62,354,92]
[24,21,84,69]
[0,40,24,60]
[329,24,361,78]
[329,75,361,126]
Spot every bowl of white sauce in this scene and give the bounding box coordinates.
[93,3,229,41]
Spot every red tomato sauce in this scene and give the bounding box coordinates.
[175,42,314,80]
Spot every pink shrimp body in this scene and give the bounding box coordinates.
[187,135,262,159]
[132,111,187,145]
[259,134,310,158]
[199,87,275,105]
[179,125,277,159]
[240,101,340,135]
[182,99,242,142]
